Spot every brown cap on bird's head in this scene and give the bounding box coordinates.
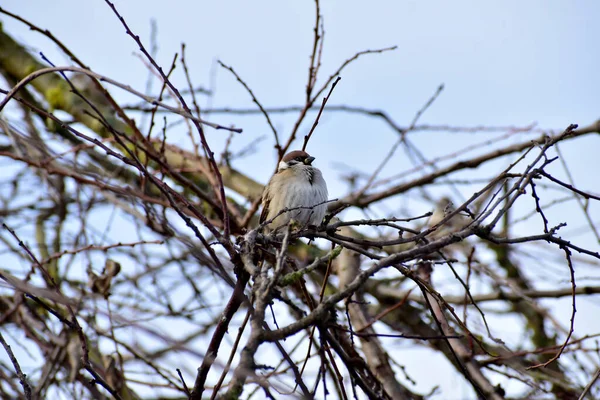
[282,150,315,165]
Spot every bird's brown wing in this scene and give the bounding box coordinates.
[259,189,270,224]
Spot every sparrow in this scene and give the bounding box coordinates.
[427,197,471,238]
[260,150,328,231]
[424,197,474,260]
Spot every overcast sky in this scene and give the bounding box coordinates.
[2,1,600,398]
[4,1,599,187]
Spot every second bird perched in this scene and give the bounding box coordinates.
[260,150,328,231]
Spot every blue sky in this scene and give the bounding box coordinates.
[2,1,600,398]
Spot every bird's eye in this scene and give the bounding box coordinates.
[295,157,304,162]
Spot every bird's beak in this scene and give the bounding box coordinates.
[304,156,315,165]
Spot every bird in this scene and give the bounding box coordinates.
[422,197,474,262]
[427,197,471,239]
[260,150,328,231]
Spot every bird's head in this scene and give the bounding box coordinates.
[278,150,316,171]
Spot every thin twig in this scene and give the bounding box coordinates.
[357,84,444,196]
[578,368,600,400]
[218,61,281,156]
[0,331,32,400]
[0,66,239,133]
[527,245,577,369]
[301,76,341,152]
